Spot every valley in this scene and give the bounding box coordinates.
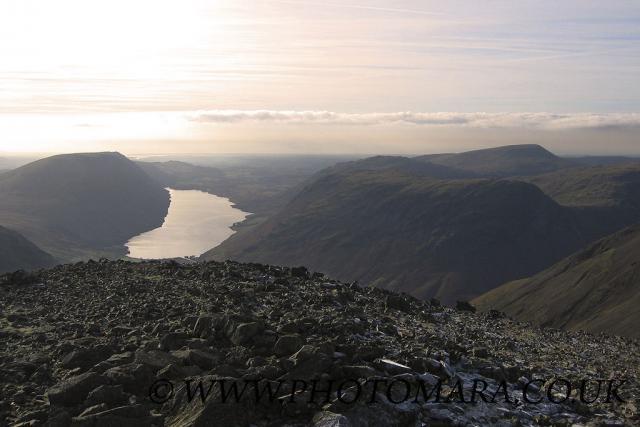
[2,145,640,340]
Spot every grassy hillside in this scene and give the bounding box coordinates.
[0,226,57,273]
[204,146,640,304]
[524,164,640,243]
[0,152,169,261]
[525,164,640,207]
[205,168,589,304]
[473,225,640,338]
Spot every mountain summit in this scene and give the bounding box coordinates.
[415,144,575,177]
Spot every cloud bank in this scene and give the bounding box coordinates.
[187,111,640,130]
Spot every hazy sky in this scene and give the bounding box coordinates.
[1,0,639,155]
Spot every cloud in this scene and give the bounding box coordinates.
[187,110,640,130]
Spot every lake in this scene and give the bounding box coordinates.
[126,188,249,259]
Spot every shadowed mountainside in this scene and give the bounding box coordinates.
[204,168,590,304]
[0,226,57,273]
[473,225,640,338]
[204,145,640,304]
[0,152,169,261]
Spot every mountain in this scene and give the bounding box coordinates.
[0,152,169,261]
[204,167,589,304]
[415,144,575,177]
[0,225,56,273]
[473,225,640,338]
[0,260,636,425]
[525,163,640,209]
[204,146,640,304]
[524,164,640,242]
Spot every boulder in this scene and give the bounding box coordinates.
[85,384,129,407]
[172,349,220,370]
[287,345,332,377]
[46,372,107,407]
[385,295,411,313]
[274,334,304,357]
[312,411,352,427]
[134,350,179,371]
[193,316,214,339]
[230,322,263,346]
[159,332,189,351]
[61,345,113,370]
[71,404,156,427]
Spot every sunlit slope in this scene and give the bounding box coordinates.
[474,225,640,338]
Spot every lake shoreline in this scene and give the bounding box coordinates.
[125,188,250,259]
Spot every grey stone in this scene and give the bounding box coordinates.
[274,334,304,356]
[230,322,263,346]
[312,411,352,427]
[46,372,107,407]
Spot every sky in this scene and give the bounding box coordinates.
[1,0,639,155]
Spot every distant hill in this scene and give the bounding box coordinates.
[473,225,640,338]
[204,167,589,304]
[0,152,169,261]
[523,164,640,243]
[570,156,640,167]
[525,164,640,208]
[415,144,575,177]
[315,155,475,180]
[0,226,56,273]
[138,158,345,216]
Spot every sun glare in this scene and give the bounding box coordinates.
[0,0,212,81]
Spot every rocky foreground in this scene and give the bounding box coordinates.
[0,260,638,426]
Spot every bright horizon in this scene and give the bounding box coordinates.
[1,1,639,155]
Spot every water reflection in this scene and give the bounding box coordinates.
[126,188,249,259]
